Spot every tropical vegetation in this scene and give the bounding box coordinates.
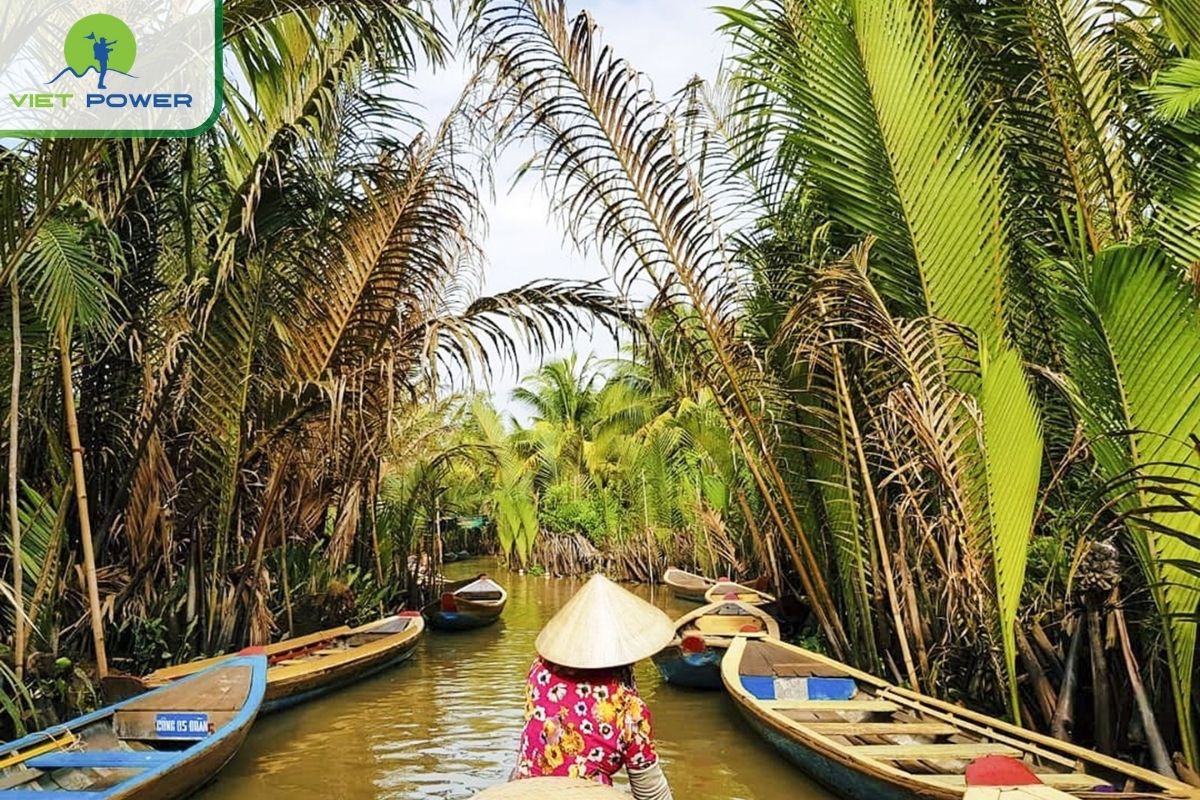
[2,0,1200,784]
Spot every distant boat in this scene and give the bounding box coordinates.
[444,551,460,563]
[127,614,424,713]
[652,599,780,689]
[722,636,1197,800]
[704,580,776,606]
[422,574,507,632]
[0,653,266,799]
[662,567,717,603]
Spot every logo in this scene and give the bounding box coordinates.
[49,14,138,90]
[1,1,222,138]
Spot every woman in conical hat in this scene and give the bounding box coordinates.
[512,575,675,800]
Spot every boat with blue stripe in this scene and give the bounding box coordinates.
[0,653,267,799]
[722,637,1197,799]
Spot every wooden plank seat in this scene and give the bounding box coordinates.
[920,773,1114,790]
[694,617,763,635]
[26,751,176,770]
[797,722,959,736]
[850,743,1023,760]
[762,699,900,712]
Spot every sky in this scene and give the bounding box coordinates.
[415,1,728,420]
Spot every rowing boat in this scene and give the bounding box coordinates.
[470,777,627,797]
[703,580,776,606]
[134,613,424,713]
[422,574,507,631]
[722,637,1199,800]
[0,653,266,799]
[652,600,780,689]
[662,567,716,603]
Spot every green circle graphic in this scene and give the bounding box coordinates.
[64,14,137,76]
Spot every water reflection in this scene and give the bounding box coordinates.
[199,560,835,799]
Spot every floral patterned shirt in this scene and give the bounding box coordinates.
[514,657,659,784]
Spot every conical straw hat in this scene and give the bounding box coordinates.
[471,777,627,798]
[536,574,674,669]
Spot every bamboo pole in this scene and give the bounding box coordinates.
[1051,620,1082,740]
[1114,608,1173,777]
[8,279,24,680]
[58,321,107,678]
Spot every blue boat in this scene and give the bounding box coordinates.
[721,637,1195,800]
[653,600,780,690]
[0,653,267,799]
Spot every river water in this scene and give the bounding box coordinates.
[200,559,835,799]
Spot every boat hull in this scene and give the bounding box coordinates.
[652,646,724,689]
[671,587,709,604]
[423,602,504,631]
[736,706,925,800]
[263,641,419,712]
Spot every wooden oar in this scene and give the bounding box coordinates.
[0,730,77,770]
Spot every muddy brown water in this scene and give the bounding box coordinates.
[199,559,835,799]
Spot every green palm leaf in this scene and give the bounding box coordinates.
[1059,243,1200,759]
[979,341,1044,718]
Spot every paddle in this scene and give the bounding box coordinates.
[0,730,77,771]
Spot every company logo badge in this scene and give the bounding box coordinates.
[50,14,138,90]
[1,1,222,137]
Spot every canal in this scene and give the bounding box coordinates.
[200,559,835,799]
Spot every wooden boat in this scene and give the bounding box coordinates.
[0,653,266,799]
[662,567,717,603]
[722,636,1199,800]
[471,777,627,797]
[652,599,780,689]
[704,580,776,606]
[422,574,507,632]
[135,613,424,714]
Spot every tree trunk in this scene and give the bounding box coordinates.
[1087,605,1113,754]
[1052,621,1083,741]
[58,321,108,678]
[8,278,23,680]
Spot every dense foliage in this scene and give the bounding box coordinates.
[3,0,1200,780]
[471,0,1200,770]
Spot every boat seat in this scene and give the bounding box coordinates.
[920,773,1113,791]
[850,743,1024,760]
[0,792,109,799]
[763,699,900,712]
[26,751,175,770]
[742,676,776,699]
[695,617,761,634]
[799,722,958,736]
[459,591,503,601]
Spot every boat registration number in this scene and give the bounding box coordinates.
[154,712,211,739]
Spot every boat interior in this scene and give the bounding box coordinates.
[450,577,505,603]
[734,639,1182,798]
[271,615,421,667]
[0,663,253,796]
[681,602,777,639]
[706,582,775,605]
